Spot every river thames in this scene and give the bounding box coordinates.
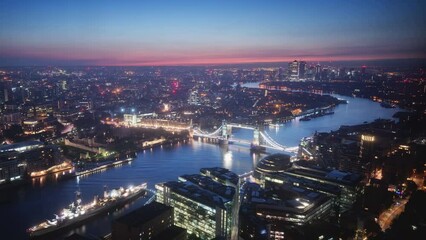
[0,93,400,239]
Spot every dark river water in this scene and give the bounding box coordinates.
[0,90,400,239]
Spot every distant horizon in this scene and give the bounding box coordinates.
[1,57,425,69]
[1,1,425,67]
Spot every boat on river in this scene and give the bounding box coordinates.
[27,183,147,238]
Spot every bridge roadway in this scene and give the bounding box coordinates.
[134,123,191,131]
[194,135,299,153]
[193,123,299,153]
[227,123,256,130]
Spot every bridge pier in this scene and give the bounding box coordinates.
[219,138,229,145]
[193,121,288,152]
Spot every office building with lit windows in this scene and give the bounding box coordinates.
[259,160,362,213]
[200,167,239,186]
[359,134,375,159]
[239,182,333,240]
[0,141,51,186]
[288,60,299,81]
[287,60,307,81]
[155,170,235,239]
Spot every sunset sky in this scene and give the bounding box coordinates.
[1,0,425,66]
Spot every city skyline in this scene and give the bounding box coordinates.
[1,0,426,66]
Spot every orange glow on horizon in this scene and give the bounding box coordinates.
[95,54,424,66]
[2,44,424,66]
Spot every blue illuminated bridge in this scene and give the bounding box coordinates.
[193,120,299,153]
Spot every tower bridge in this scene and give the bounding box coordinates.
[193,120,298,153]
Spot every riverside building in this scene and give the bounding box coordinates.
[239,182,333,239]
[155,168,236,239]
[254,154,362,214]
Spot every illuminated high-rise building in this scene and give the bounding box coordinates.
[315,64,322,80]
[277,67,284,80]
[359,134,375,159]
[298,61,306,79]
[315,64,321,74]
[188,90,200,105]
[361,65,366,75]
[288,60,299,81]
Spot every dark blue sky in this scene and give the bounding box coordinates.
[0,0,425,66]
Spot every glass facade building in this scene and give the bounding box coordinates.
[156,177,233,239]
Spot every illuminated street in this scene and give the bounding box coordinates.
[378,198,408,231]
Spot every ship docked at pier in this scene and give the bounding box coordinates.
[27,183,147,238]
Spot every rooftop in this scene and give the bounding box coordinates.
[200,167,239,185]
[163,180,228,209]
[254,184,331,215]
[179,174,235,201]
[0,141,44,153]
[255,153,292,173]
[151,225,187,240]
[286,161,362,186]
[274,173,341,195]
[114,202,172,227]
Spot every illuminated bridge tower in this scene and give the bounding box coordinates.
[220,120,231,145]
[252,125,264,146]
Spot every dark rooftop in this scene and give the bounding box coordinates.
[0,141,44,153]
[151,225,187,240]
[200,167,239,185]
[114,202,172,227]
[256,153,292,173]
[64,233,99,240]
[179,174,235,201]
[286,161,362,186]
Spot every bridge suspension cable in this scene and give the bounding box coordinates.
[193,126,223,137]
[259,131,286,150]
[193,123,298,153]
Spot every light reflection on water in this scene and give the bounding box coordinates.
[0,94,400,240]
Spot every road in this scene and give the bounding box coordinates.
[378,198,408,231]
[231,175,250,240]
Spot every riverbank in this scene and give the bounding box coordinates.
[257,80,411,110]
[0,93,401,240]
[75,158,134,177]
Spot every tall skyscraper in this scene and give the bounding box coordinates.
[315,64,322,81]
[359,134,375,159]
[315,64,321,75]
[361,65,367,75]
[288,60,299,81]
[299,61,306,79]
[278,67,284,80]
[0,81,11,103]
[338,67,346,78]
